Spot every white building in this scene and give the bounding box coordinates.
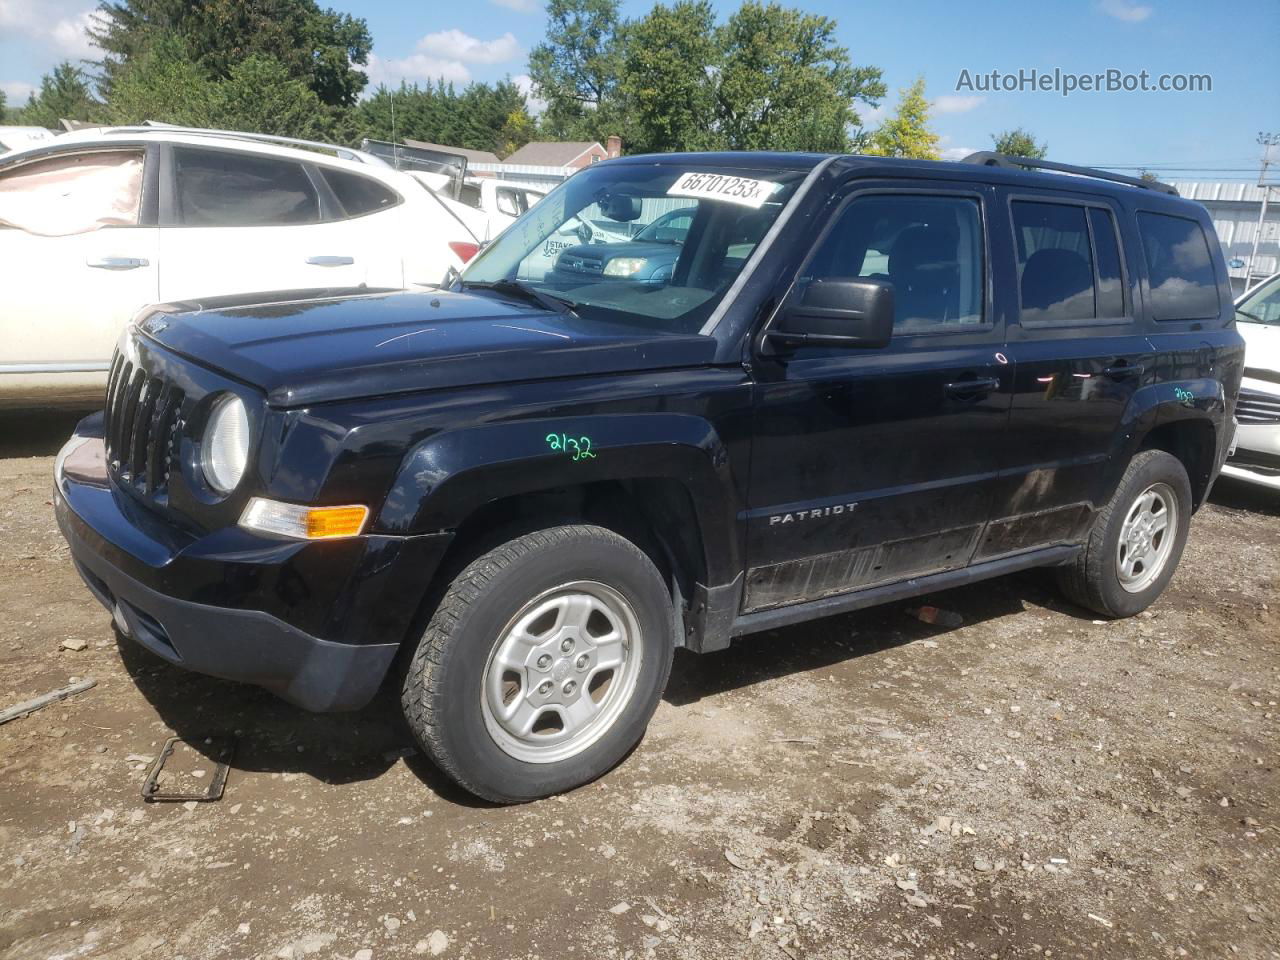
[1171,181,1280,294]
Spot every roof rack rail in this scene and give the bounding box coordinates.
[93,123,379,165]
[961,151,1178,196]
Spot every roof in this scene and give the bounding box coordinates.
[503,141,602,167]
[1170,181,1278,203]
[0,126,391,173]
[402,139,500,165]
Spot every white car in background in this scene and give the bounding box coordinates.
[457,177,546,237]
[0,126,482,402]
[0,125,57,155]
[1223,271,1280,490]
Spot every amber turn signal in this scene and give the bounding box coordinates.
[239,498,369,540]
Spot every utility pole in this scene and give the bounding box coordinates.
[1246,132,1279,292]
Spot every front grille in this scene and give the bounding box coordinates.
[1237,387,1280,425]
[562,256,603,274]
[104,350,185,495]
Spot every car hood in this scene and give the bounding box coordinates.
[1239,321,1280,375]
[135,288,716,407]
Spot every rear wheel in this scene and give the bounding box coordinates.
[1057,449,1192,617]
[401,524,673,803]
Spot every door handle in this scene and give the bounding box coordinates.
[305,255,355,266]
[1102,363,1144,379]
[86,256,149,270]
[944,377,1000,396]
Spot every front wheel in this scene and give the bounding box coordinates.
[1057,449,1193,618]
[402,524,674,803]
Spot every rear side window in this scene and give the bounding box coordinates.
[1137,212,1219,320]
[174,147,318,227]
[1089,208,1125,318]
[319,168,398,218]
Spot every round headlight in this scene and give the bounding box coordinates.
[201,394,250,494]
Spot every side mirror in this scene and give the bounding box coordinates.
[766,278,894,350]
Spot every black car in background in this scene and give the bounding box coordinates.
[55,151,1243,803]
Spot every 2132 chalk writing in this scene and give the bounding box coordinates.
[1174,387,1195,406]
[545,433,597,461]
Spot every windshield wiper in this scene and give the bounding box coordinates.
[463,279,580,317]
[1236,308,1265,323]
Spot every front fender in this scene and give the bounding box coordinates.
[376,412,740,581]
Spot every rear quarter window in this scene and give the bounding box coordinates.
[1137,211,1220,321]
[319,168,399,219]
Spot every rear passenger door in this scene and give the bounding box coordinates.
[746,183,1010,613]
[982,191,1154,558]
[157,145,366,302]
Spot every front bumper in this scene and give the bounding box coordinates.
[54,420,451,712]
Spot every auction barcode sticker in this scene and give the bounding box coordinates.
[666,171,780,209]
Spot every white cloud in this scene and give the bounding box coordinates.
[941,146,980,161]
[362,29,520,93]
[0,0,41,29]
[365,52,472,89]
[858,103,887,128]
[0,2,101,59]
[490,0,539,12]
[513,73,546,116]
[416,29,520,65]
[1098,0,1153,22]
[49,9,102,58]
[1,80,36,102]
[933,94,984,115]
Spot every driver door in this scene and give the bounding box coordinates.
[745,183,1011,613]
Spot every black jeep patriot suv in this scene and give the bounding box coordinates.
[55,151,1243,802]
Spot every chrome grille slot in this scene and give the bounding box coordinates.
[1237,388,1280,425]
[104,348,186,495]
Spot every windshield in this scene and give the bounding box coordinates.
[1237,274,1280,325]
[460,162,811,335]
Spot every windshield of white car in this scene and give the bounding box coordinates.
[1237,274,1280,325]
[459,163,810,335]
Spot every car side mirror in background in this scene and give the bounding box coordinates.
[765,277,894,351]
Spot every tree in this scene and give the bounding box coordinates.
[617,1,718,154]
[863,76,939,159]
[357,80,535,157]
[19,63,103,128]
[105,34,330,138]
[992,127,1046,159]
[715,2,885,152]
[91,0,371,108]
[527,0,623,141]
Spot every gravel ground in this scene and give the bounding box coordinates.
[1,408,1277,960]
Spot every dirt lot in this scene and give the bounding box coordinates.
[1,407,1277,960]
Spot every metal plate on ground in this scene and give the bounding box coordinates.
[141,736,234,802]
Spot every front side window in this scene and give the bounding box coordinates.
[1237,273,1280,326]
[0,150,143,235]
[803,193,984,332]
[1137,211,1220,321]
[462,163,811,336]
[174,147,318,227]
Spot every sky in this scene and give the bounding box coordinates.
[2,0,1277,178]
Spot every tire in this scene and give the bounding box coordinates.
[1056,449,1192,618]
[401,524,674,803]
